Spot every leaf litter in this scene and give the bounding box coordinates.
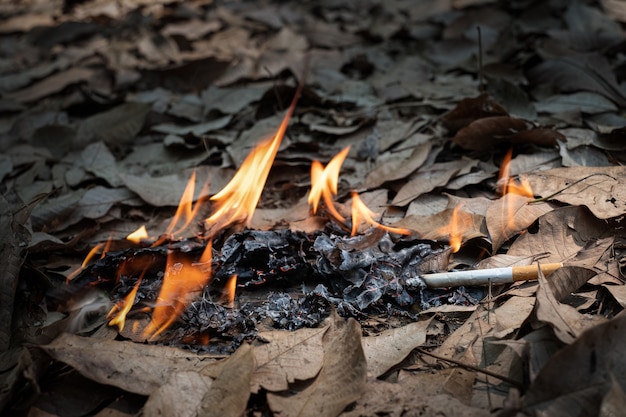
[1,1,626,417]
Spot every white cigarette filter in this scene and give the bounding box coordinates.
[406,262,563,289]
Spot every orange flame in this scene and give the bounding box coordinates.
[220,274,237,308]
[166,169,209,237]
[205,86,302,236]
[126,225,148,244]
[498,148,533,198]
[308,146,350,223]
[143,242,212,340]
[107,276,142,331]
[66,238,113,283]
[350,192,411,236]
[436,206,471,253]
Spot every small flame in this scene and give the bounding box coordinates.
[220,274,237,308]
[308,146,351,223]
[107,276,142,331]
[143,241,212,340]
[166,169,209,237]
[436,206,468,253]
[350,192,411,236]
[205,86,301,236]
[67,238,113,283]
[498,148,533,198]
[126,226,148,244]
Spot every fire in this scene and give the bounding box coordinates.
[205,85,302,236]
[143,241,212,340]
[350,192,411,236]
[107,276,142,331]
[126,225,148,244]
[220,274,237,308]
[498,148,533,198]
[165,169,209,237]
[436,206,471,253]
[308,146,350,223]
[66,238,113,283]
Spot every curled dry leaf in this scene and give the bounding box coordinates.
[533,266,607,344]
[522,313,626,416]
[40,333,219,395]
[452,116,529,152]
[267,314,367,417]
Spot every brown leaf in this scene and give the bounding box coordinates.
[507,206,612,263]
[452,116,529,151]
[142,371,213,417]
[76,102,151,147]
[267,314,366,417]
[522,314,626,416]
[524,166,626,219]
[199,343,255,417]
[485,195,553,252]
[394,208,486,243]
[533,266,606,344]
[251,326,327,393]
[40,333,218,395]
[442,92,508,133]
[361,319,431,378]
[365,142,431,189]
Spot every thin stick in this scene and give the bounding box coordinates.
[416,348,524,389]
[477,26,484,92]
[529,173,616,204]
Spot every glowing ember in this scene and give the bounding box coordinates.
[205,85,302,236]
[107,276,142,331]
[350,192,411,236]
[219,274,237,308]
[143,242,212,340]
[126,225,148,244]
[308,146,351,223]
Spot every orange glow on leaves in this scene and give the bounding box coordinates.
[350,192,411,237]
[308,146,350,223]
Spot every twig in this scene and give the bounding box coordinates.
[528,173,616,204]
[415,348,524,389]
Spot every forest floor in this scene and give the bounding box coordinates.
[2,0,626,416]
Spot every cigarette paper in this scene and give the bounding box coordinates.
[406,262,563,289]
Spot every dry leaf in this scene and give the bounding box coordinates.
[143,371,213,417]
[507,206,611,263]
[40,333,218,395]
[485,195,553,252]
[251,326,327,393]
[523,314,626,416]
[361,319,432,378]
[267,314,366,417]
[533,266,606,344]
[524,166,626,219]
[364,142,431,188]
[199,343,255,417]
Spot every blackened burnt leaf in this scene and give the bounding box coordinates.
[452,115,528,152]
[527,54,626,107]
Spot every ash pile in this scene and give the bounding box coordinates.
[66,227,483,352]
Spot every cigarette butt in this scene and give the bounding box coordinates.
[512,263,563,281]
[406,262,564,289]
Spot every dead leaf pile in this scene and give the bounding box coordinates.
[1,0,626,416]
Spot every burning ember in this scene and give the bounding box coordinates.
[309,146,350,223]
[350,192,411,237]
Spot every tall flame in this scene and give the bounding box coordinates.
[107,276,142,331]
[308,146,350,223]
[350,192,411,236]
[205,86,302,236]
[143,242,213,340]
[498,148,533,198]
